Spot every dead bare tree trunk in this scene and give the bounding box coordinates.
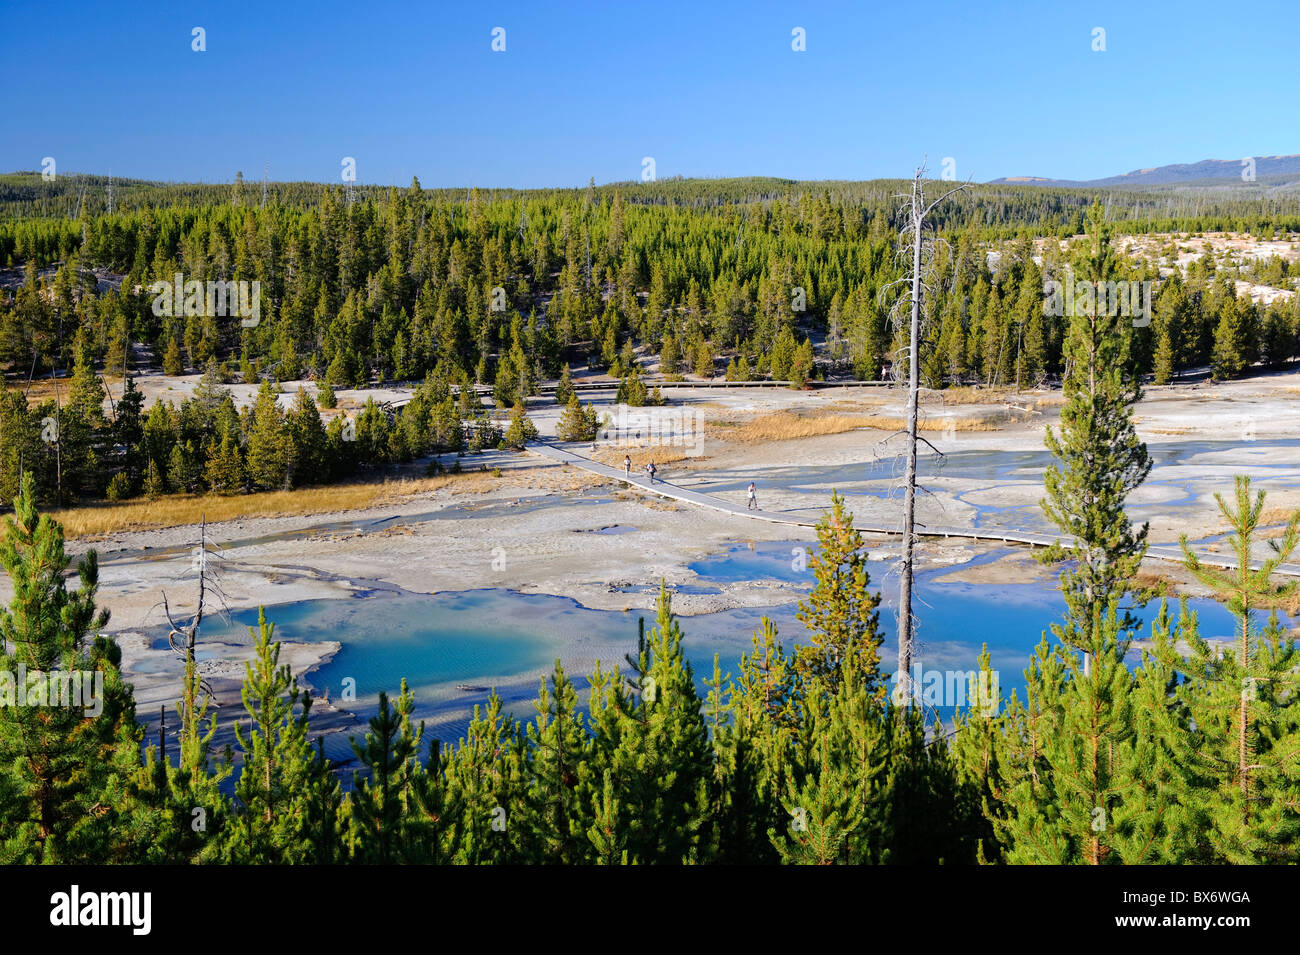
[897,184,923,708]
[159,516,229,762]
[50,370,63,507]
[890,166,967,708]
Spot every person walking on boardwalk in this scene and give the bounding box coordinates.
[647,460,657,484]
[747,482,757,510]
[624,454,632,479]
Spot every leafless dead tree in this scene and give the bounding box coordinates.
[878,163,968,707]
[157,517,231,708]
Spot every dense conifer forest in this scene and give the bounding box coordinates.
[2,172,1299,508]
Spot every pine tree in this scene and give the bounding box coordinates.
[520,662,592,863]
[555,393,598,442]
[771,666,888,864]
[61,343,108,499]
[301,737,345,864]
[885,704,969,863]
[502,400,539,449]
[1211,295,1252,380]
[794,490,885,696]
[346,682,422,863]
[789,337,814,388]
[442,692,527,864]
[1153,317,1175,384]
[1040,201,1152,657]
[994,594,1173,865]
[245,380,288,490]
[693,338,714,378]
[554,363,575,405]
[949,646,1007,863]
[709,618,795,863]
[989,637,1071,862]
[616,369,648,406]
[0,475,139,862]
[162,337,184,376]
[204,433,246,494]
[1114,599,1199,863]
[286,387,327,486]
[113,376,146,492]
[193,356,231,411]
[223,607,315,863]
[0,387,38,506]
[604,584,712,862]
[1152,277,1189,382]
[659,331,681,378]
[1178,477,1300,862]
[770,325,796,380]
[586,769,628,864]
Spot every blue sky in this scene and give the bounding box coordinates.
[1,0,1295,188]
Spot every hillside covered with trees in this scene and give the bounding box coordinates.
[2,174,1298,508]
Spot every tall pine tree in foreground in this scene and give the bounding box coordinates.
[995,598,1149,864]
[711,617,796,864]
[441,691,527,864]
[0,474,138,862]
[794,490,884,697]
[1040,200,1152,654]
[1177,477,1300,862]
[994,202,1157,864]
[520,662,592,863]
[222,607,315,863]
[346,681,424,863]
[602,584,711,863]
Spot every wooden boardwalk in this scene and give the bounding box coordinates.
[529,442,1300,579]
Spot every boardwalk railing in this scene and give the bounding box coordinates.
[527,442,1300,579]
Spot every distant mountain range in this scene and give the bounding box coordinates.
[988,154,1300,190]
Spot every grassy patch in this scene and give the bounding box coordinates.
[592,447,694,469]
[713,411,1004,444]
[51,473,498,538]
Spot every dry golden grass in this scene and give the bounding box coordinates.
[592,447,693,469]
[866,414,1005,434]
[12,377,74,405]
[1207,501,1300,535]
[1133,571,1176,598]
[9,375,132,407]
[713,411,1004,444]
[1259,505,1300,528]
[52,472,503,538]
[923,385,1006,406]
[52,444,640,537]
[1279,590,1300,617]
[518,463,609,493]
[923,386,1058,408]
[642,498,683,512]
[709,412,875,442]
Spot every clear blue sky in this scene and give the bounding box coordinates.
[2,0,1295,188]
